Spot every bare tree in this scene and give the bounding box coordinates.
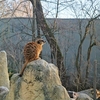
[70,0,100,90]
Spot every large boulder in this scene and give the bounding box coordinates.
[76,92,93,100]
[0,51,9,100]
[77,88,100,100]
[7,58,70,100]
[68,91,93,100]
[0,51,9,88]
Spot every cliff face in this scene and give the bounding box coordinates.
[7,58,70,100]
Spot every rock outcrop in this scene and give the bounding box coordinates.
[77,92,93,100]
[77,88,100,100]
[0,86,9,100]
[7,58,70,100]
[0,51,9,100]
[0,51,9,88]
[68,88,100,100]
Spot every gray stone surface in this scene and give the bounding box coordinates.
[7,59,70,100]
[0,51,9,100]
[0,51,9,88]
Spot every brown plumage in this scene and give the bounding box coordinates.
[19,38,45,77]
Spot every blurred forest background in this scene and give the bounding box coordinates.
[0,0,100,91]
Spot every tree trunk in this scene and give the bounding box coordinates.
[85,42,96,87]
[31,0,36,41]
[75,20,90,90]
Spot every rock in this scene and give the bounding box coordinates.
[76,92,93,100]
[7,59,70,100]
[0,86,9,96]
[0,51,9,88]
[68,89,100,100]
[78,88,100,99]
[0,51,9,100]
[0,86,9,100]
